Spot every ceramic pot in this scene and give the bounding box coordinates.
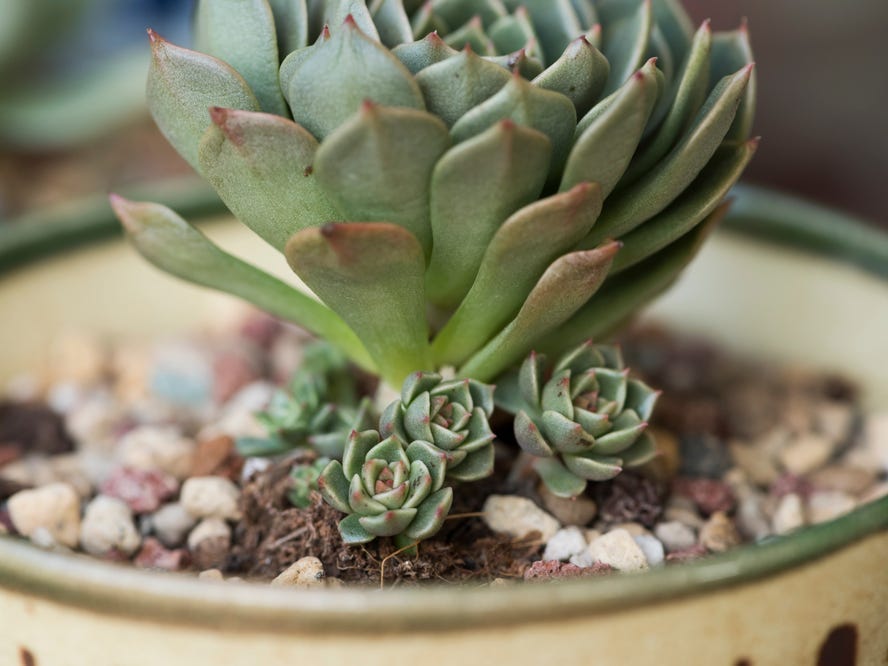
[0,184,886,665]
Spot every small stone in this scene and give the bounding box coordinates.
[198,568,224,581]
[80,495,141,557]
[542,527,588,562]
[117,426,196,480]
[150,343,213,407]
[772,493,806,535]
[524,560,612,580]
[815,401,856,443]
[654,521,697,553]
[7,483,80,547]
[861,413,888,473]
[596,472,663,528]
[181,476,242,521]
[729,440,780,486]
[271,556,325,587]
[191,435,243,480]
[47,332,107,386]
[482,495,560,542]
[324,577,345,589]
[633,534,665,566]
[240,457,272,483]
[638,427,681,483]
[608,522,651,537]
[538,484,597,526]
[735,493,771,541]
[673,477,735,516]
[809,465,877,496]
[769,473,812,500]
[65,394,125,454]
[100,467,178,514]
[187,518,231,570]
[575,529,648,572]
[779,434,834,476]
[806,491,856,524]
[150,502,197,548]
[133,538,189,571]
[582,528,602,544]
[699,511,741,553]
[662,496,705,529]
[678,434,733,479]
[0,401,75,457]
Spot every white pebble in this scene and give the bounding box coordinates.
[482,495,560,542]
[117,426,196,480]
[779,434,834,475]
[151,503,197,548]
[862,413,888,473]
[80,495,141,556]
[633,534,665,566]
[187,517,231,550]
[198,568,224,581]
[271,556,325,587]
[573,529,648,572]
[772,493,806,535]
[542,527,588,562]
[240,457,272,484]
[654,521,696,553]
[8,483,81,547]
[181,476,242,521]
[735,494,771,541]
[807,491,856,524]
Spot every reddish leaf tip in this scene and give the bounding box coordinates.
[208,106,228,125]
[343,13,358,27]
[146,27,159,43]
[500,118,516,131]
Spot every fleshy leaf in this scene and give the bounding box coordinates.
[281,15,424,141]
[348,474,388,514]
[431,0,507,29]
[619,431,658,467]
[267,0,309,53]
[110,195,372,370]
[405,441,448,491]
[194,0,288,116]
[416,47,512,128]
[325,0,381,41]
[343,429,381,479]
[611,138,757,273]
[447,445,494,482]
[600,0,652,94]
[403,487,453,540]
[514,411,555,457]
[515,0,583,66]
[146,31,259,171]
[561,58,659,197]
[198,108,341,252]
[451,73,577,183]
[533,457,587,498]
[359,508,418,537]
[432,183,602,366]
[459,241,620,382]
[314,103,449,255]
[318,460,351,513]
[710,22,756,141]
[425,120,551,308]
[286,223,429,385]
[339,513,376,543]
[392,31,459,74]
[443,16,496,55]
[563,452,622,481]
[587,64,752,243]
[533,36,609,118]
[371,0,413,47]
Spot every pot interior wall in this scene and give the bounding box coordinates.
[1,221,886,407]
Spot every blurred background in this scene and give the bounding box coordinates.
[0,0,885,227]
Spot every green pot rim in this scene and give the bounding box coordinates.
[0,181,886,633]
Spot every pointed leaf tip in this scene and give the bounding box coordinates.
[146,27,160,44]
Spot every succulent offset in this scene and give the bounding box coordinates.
[318,429,454,546]
[498,341,658,498]
[380,372,495,481]
[110,0,756,391]
[288,455,331,508]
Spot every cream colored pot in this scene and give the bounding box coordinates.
[0,184,886,665]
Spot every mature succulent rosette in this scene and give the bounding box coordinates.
[501,341,658,498]
[111,0,756,389]
[319,429,454,545]
[380,371,495,481]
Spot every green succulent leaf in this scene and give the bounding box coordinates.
[451,73,577,183]
[443,16,496,55]
[533,456,587,498]
[586,63,752,243]
[286,222,430,385]
[314,103,449,255]
[433,182,602,366]
[110,195,372,370]
[195,0,288,116]
[280,15,424,141]
[710,23,756,141]
[146,31,260,171]
[197,107,341,252]
[425,120,551,308]
[488,9,540,58]
[599,0,652,94]
[343,429,381,479]
[392,31,459,73]
[514,0,583,66]
[562,58,659,197]
[563,452,622,481]
[431,0,507,29]
[415,47,512,128]
[459,240,620,382]
[348,473,389,514]
[267,0,310,53]
[405,441,448,491]
[446,445,494,482]
[359,508,418,536]
[619,431,658,467]
[533,36,609,118]
[325,0,381,41]
[650,0,694,64]
[403,487,453,540]
[611,138,757,273]
[339,513,376,543]
[370,0,413,47]
[318,460,352,513]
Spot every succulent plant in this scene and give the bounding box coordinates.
[497,341,658,498]
[380,371,495,481]
[288,455,330,508]
[318,429,454,546]
[237,341,375,458]
[111,0,756,391]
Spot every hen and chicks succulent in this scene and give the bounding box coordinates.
[111,0,756,546]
